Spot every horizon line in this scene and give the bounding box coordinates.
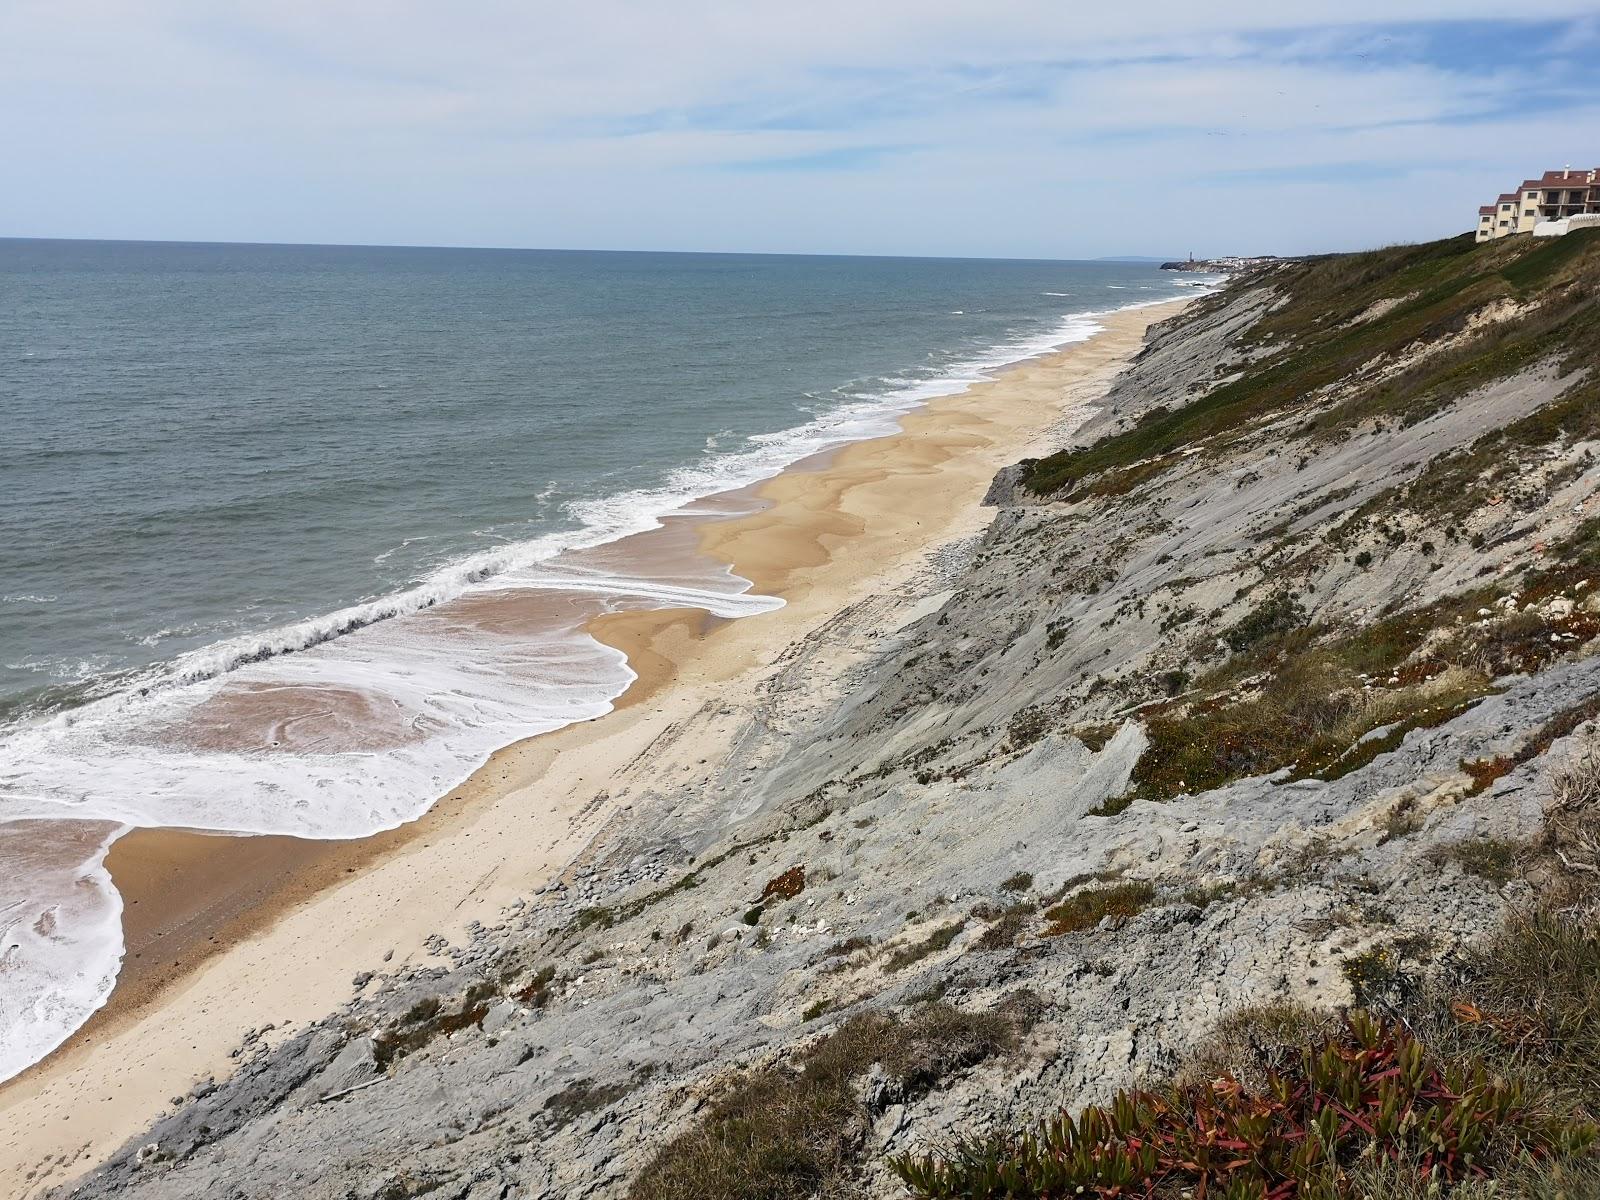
[0,233,1195,266]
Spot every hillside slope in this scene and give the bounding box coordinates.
[60,229,1600,1200]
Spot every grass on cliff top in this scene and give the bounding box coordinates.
[1021,228,1600,500]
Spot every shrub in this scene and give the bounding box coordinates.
[373,986,492,1068]
[884,921,966,972]
[1542,738,1600,877]
[976,903,1036,951]
[1041,881,1154,937]
[1000,872,1034,893]
[630,1003,1022,1200]
[1418,910,1600,1113]
[515,964,557,1007]
[1430,837,1523,885]
[1462,755,1514,794]
[801,998,834,1022]
[1087,791,1135,817]
[821,935,874,959]
[892,1014,1595,1200]
[1177,1000,1340,1093]
[543,1076,635,1131]
[1132,595,1502,800]
[1007,707,1052,751]
[761,866,806,902]
[1222,592,1308,653]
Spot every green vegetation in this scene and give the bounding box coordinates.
[1221,591,1307,652]
[373,981,494,1069]
[1074,723,1119,753]
[1420,910,1600,1111]
[1021,229,1600,501]
[800,998,835,1023]
[1086,791,1136,817]
[1126,567,1600,801]
[975,902,1036,951]
[543,1076,639,1131]
[1176,999,1339,1091]
[893,1012,1595,1200]
[1041,881,1154,936]
[1430,837,1524,885]
[629,1001,1028,1200]
[821,935,874,960]
[884,920,966,972]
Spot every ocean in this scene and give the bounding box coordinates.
[0,237,1207,1079]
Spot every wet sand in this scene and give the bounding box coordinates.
[0,298,1188,1196]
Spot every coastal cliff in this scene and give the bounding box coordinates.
[59,229,1600,1199]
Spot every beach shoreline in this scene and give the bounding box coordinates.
[0,297,1188,1196]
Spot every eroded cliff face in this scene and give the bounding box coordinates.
[62,231,1600,1200]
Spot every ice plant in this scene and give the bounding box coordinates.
[891,1013,1595,1199]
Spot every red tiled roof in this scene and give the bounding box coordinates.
[1479,168,1599,218]
[1478,205,1496,215]
[1536,169,1599,186]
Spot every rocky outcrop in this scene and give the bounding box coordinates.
[59,232,1600,1199]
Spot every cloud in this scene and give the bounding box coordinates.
[0,2,1594,255]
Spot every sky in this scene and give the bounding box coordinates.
[2,2,1597,259]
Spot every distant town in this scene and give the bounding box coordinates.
[1159,254,1281,273]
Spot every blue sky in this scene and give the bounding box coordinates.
[2,2,1597,258]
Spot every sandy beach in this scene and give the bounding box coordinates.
[0,298,1187,1196]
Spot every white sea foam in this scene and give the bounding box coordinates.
[0,293,1199,1083]
[0,821,124,1081]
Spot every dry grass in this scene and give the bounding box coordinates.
[883,921,965,972]
[1345,1153,1600,1200]
[628,1002,1026,1200]
[1135,615,1497,801]
[975,902,1036,951]
[1541,737,1600,884]
[1041,881,1155,937]
[1175,1000,1341,1093]
[1430,836,1525,885]
[1411,909,1600,1119]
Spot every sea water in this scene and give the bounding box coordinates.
[0,238,1207,1079]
